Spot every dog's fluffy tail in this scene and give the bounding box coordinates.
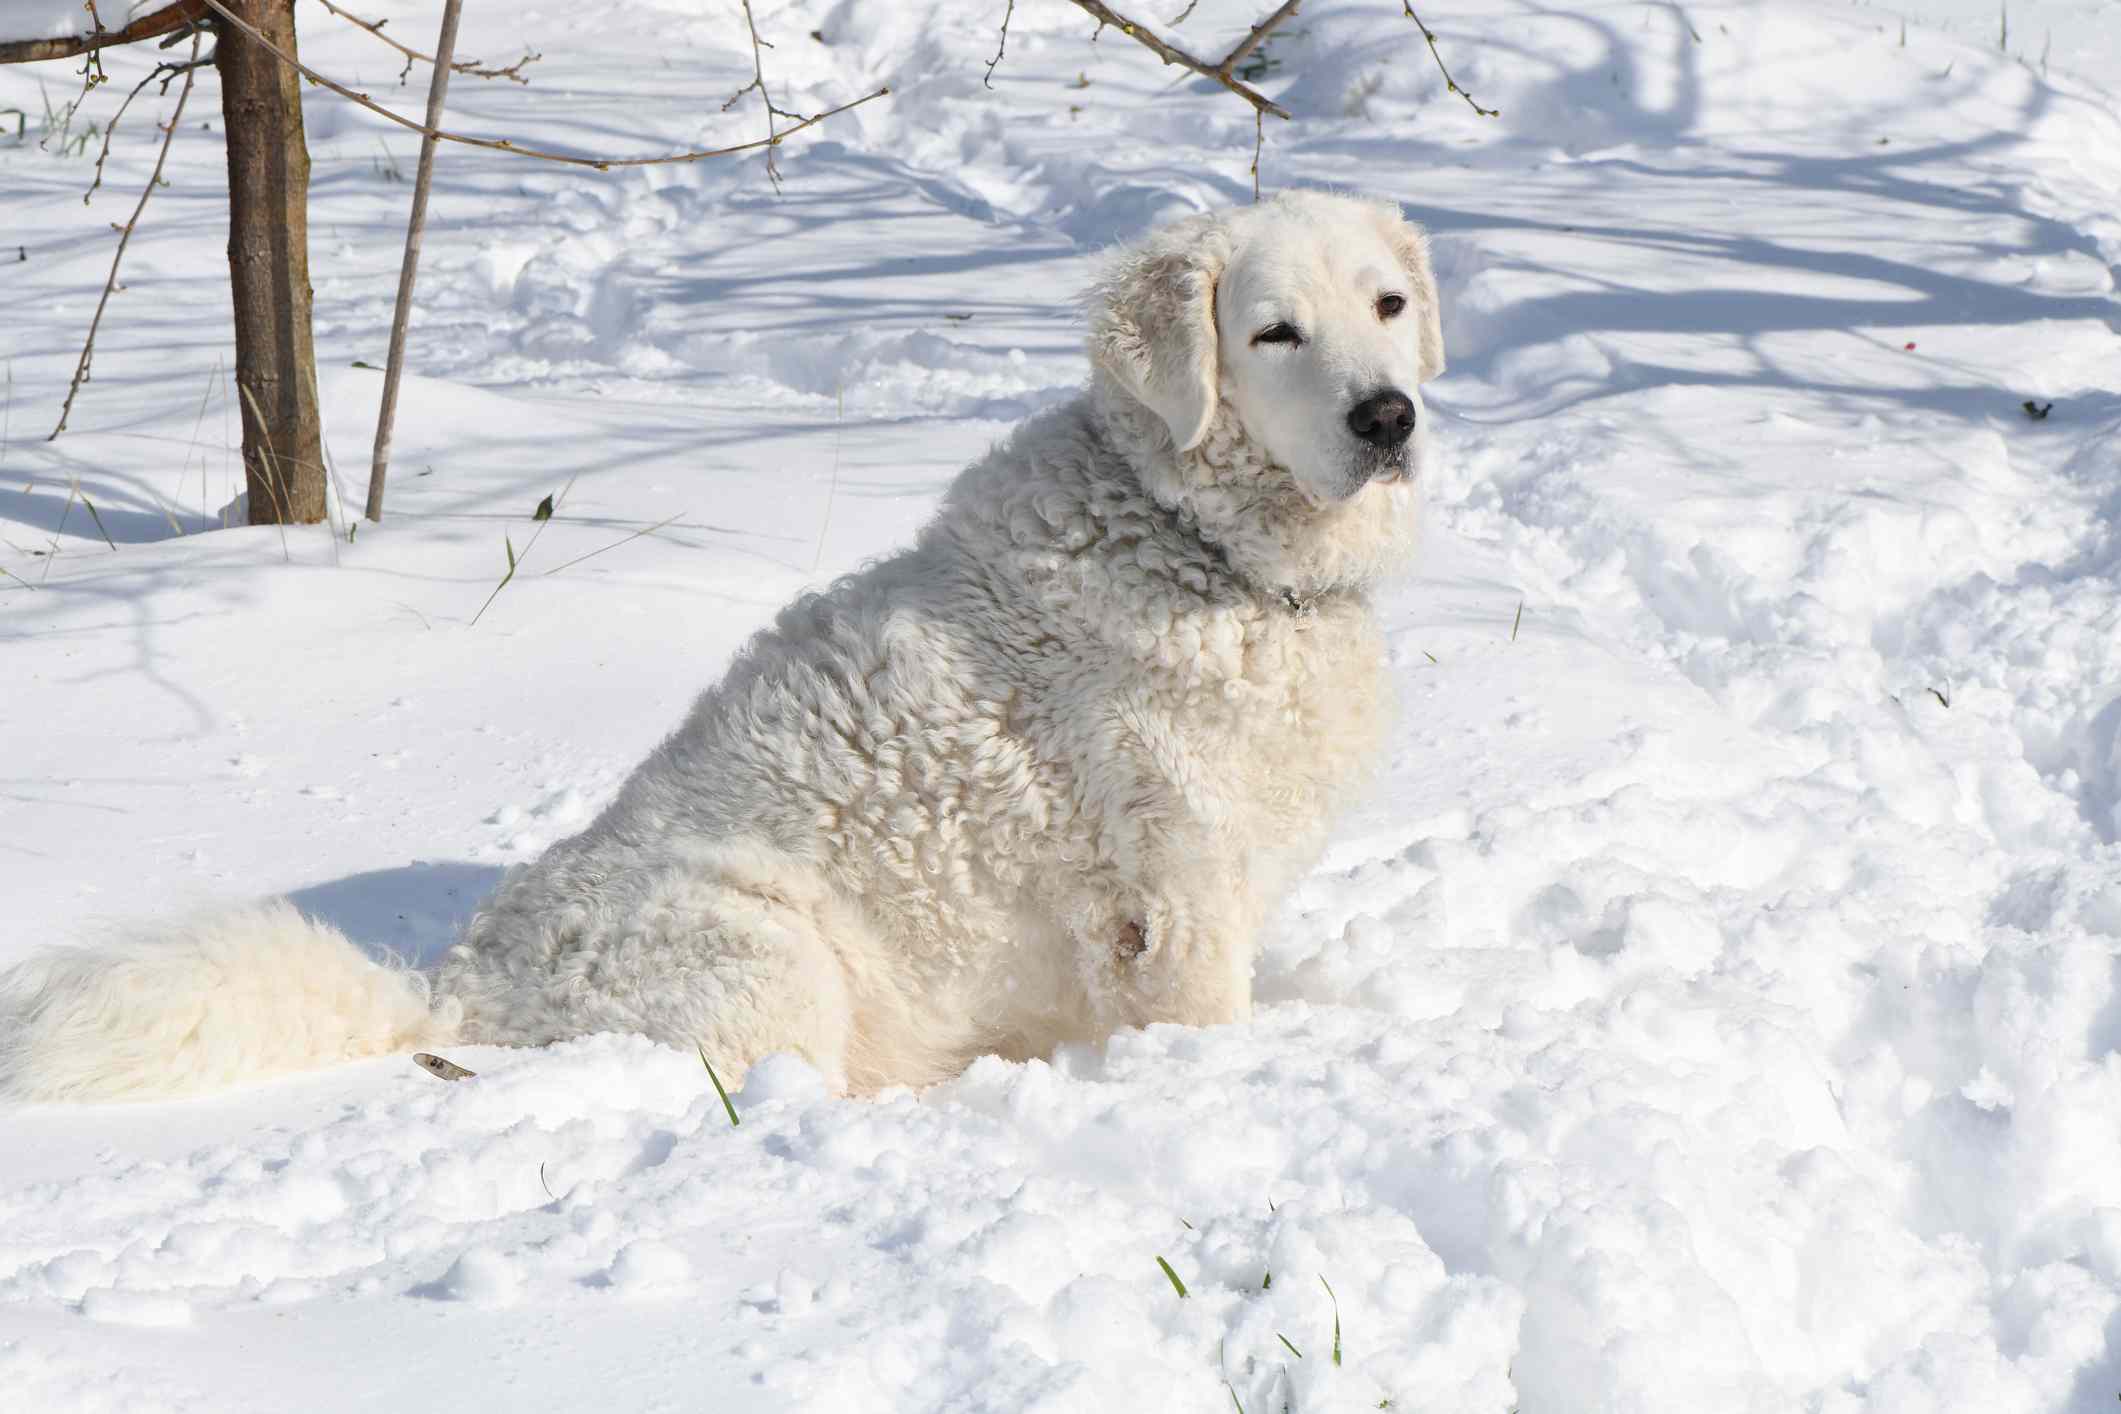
[0,902,458,1103]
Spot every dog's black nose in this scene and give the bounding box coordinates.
[1346,389,1415,450]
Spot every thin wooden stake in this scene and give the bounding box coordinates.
[365,0,464,522]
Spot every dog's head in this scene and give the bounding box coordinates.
[1089,191,1445,506]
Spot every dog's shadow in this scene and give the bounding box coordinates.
[286,861,506,969]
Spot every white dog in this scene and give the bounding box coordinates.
[0,190,1445,1102]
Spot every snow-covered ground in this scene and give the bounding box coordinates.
[3,0,2119,1408]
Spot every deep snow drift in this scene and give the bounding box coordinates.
[2,1,2119,1410]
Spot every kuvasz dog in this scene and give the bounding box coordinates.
[0,190,1444,1102]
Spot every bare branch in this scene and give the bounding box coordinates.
[311,0,538,85]
[83,44,213,205]
[721,0,811,189]
[985,0,1015,88]
[197,0,886,172]
[1400,3,1498,117]
[0,0,206,66]
[1249,106,1262,201]
[49,32,202,440]
[76,0,111,90]
[1060,0,1294,120]
[32,0,121,155]
[1219,0,1301,80]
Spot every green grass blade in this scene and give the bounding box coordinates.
[698,1044,740,1127]
[1156,1255,1188,1298]
[1320,1274,1342,1366]
[80,493,116,551]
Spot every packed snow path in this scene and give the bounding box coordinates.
[2,1,2119,1409]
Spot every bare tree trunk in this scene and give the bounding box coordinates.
[216,0,325,524]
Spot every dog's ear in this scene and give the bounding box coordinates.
[1375,207,1446,383]
[1087,214,1229,452]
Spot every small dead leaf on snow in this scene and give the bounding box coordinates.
[414,1052,477,1081]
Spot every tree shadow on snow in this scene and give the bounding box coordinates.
[2065,1303,2121,1411]
[1301,21,2120,424]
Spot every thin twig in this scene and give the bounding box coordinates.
[75,2,110,95]
[141,479,187,537]
[541,512,683,577]
[83,45,212,207]
[305,353,345,559]
[1250,107,1263,200]
[198,0,887,172]
[1061,0,1295,119]
[220,357,232,525]
[49,32,202,442]
[985,0,1016,86]
[185,352,219,518]
[311,0,538,84]
[721,0,810,190]
[1401,3,1499,117]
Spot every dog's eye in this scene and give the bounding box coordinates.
[1252,323,1303,347]
[1377,294,1407,320]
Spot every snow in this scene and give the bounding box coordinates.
[3,0,2120,1409]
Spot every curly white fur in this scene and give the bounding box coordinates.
[0,191,1445,1102]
